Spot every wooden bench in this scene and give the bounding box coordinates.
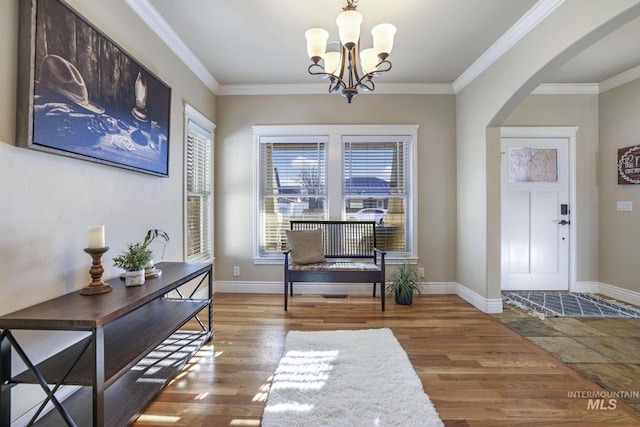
[283,220,386,311]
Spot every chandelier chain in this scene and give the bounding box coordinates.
[343,0,358,11]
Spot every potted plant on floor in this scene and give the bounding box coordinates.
[113,242,153,287]
[387,263,422,305]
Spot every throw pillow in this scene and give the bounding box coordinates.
[286,229,326,265]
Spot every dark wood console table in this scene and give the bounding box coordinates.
[0,261,212,426]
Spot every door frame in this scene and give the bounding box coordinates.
[500,126,578,291]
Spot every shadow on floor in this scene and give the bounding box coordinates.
[493,303,640,412]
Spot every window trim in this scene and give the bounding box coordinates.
[184,103,215,263]
[253,124,419,264]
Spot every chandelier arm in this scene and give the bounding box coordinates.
[328,77,346,94]
[336,45,348,82]
[375,59,392,74]
[355,75,375,92]
[307,59,347,93]
[350,43,362,86]
[308,63,331,78]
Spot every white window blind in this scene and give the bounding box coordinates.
[254,125,417,262]
[258,137,326,256]
[186,116,213,261]
[343,137,409,252]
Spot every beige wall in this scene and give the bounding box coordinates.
[0,0,215,390]
[504,94,600,283]
[456,0,640,301]
[214,94,457,284]
[599,79,640,294]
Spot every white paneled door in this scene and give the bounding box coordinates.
[501,137,570,291]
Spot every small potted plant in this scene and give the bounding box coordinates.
[113,242,153,287]
[387,263,422,305]
[141,229,169,273]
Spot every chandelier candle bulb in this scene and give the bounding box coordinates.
[88,225,105,248]
[371,23,397,55]
[336,9,362,47]
[325,51,341,76]
[360,48,379,74]
[305,28,329,60]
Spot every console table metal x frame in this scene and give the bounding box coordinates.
[0,262,212,427]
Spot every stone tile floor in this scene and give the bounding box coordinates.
[493,301,640,411]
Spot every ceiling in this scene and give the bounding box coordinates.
[135,0,640,95]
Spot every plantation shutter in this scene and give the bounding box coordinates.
[186,119,212,261]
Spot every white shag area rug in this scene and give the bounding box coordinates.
[262,328,444,427]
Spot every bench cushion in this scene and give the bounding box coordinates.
[289,261,380,272]
[285,229,327,265]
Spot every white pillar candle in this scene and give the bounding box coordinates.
[88,226,105,248]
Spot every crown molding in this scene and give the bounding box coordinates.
[128,0,640,99]
[217,83,454,96]
[453,0,565,94]
[599,64,640,93]
[532,83,600,95]
[126,0,219,94]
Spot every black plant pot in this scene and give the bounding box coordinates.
[395,292,413,305]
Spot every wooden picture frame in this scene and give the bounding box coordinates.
[617,145,640,185]
[16,0,171,177]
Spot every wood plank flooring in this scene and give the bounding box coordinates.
[133,293,640,426]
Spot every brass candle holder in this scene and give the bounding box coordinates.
[80,247,113,295]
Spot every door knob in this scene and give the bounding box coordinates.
[557,219,570,225]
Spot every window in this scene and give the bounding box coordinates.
[257,136,327,255]
[185,105,215,262]
[344,136,410,252]
[254,125,417,263]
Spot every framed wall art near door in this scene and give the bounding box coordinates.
[617,145,640,185]
[16,0,171,177]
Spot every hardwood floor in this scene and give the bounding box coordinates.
[134,293,640,426]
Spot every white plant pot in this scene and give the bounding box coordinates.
[124,270,145,287]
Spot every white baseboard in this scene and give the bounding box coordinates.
[455,284,504,313]
[215,281,460,295]
[216,281,381,295]
[214,280,503,313]
[421,282,457,294]
[573,281,600,293]
[586,282,640,307]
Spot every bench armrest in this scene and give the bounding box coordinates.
[283,250,291,269]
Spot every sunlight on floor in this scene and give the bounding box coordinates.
[194,392,209,400]
[263,349,339,415]
[229,419,261,426]
[268,350,338,391]
[264,402,315,413]
[252,375,273,402]
[136,414,180,423]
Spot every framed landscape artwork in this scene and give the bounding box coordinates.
[16,0,171,177]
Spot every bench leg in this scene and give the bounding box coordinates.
[284,280,288,311]
[372,283,376,297]
[381,281,385,311]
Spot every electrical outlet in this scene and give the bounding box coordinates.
[418,267,424,278]
[233,266,240,276]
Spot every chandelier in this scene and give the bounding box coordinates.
[304,0,396,103]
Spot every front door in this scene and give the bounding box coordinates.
[501,136,570,290]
